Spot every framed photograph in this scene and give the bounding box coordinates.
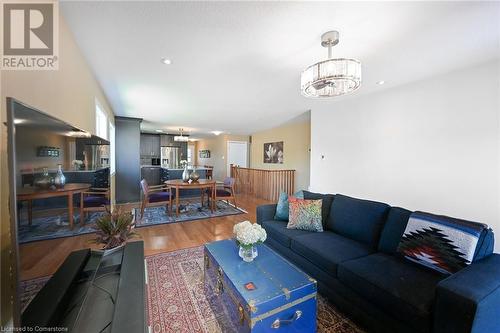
[199,150,211,158]
[263,141,283,164]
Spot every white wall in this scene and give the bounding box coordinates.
[310,60,500,252]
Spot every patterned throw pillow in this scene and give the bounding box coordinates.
[287,197,323,232]
[274,191,304,221]
[397,211,488,274]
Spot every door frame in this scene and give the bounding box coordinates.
[227,140,249,176]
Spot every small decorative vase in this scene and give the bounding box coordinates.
[182,165,190,182]
[54,164,66,188]
[189,167,200,182]
[239,245,258,262]
[34,167,52,189]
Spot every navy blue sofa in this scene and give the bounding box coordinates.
[256,192,499,333]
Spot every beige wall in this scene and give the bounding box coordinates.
[16,128,68,171]
[0,15,114,325]
[250,120,311,191]
[196,134,250,181]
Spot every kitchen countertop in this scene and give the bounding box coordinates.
[162,167,210,170]
[140,166,210,170]
[21,167,109,174]
[65,168,109,173]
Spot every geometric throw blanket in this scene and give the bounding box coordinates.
[397,211,487,274]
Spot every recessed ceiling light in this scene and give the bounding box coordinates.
[161,58,172,65]
[155,129,164,133]
[376,80,385,85]
[211,131,223,136]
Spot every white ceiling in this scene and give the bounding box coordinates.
[61,1,500,137]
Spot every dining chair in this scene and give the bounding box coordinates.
[80,187,110,224]
[140,179,174,218]
[207,177,237,209]
[204,165,214,180]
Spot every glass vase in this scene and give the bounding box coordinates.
[189,167,200,182]
[182,165,190,182]
[239,245,258,262]
[54,164,66,188]
[34,167,52,189]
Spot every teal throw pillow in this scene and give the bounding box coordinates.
[274,190,303,221]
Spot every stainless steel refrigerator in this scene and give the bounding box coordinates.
[83,144,110,170]
[161,146,180,168]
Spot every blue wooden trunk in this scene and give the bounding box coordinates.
[204,239,317,332]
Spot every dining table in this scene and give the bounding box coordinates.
[16,183,92,229]
[164,179,216,217]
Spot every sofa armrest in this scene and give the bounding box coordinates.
[256,204,277,225]
[434,253,500,333]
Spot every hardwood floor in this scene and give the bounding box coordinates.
[18,194,272,281]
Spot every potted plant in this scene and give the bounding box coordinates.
[92,208,138,254]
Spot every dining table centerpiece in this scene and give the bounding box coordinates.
[180,159,190,182]
[233,221,267,262]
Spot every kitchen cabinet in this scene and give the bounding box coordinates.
[140,134,160,157]
[179,142,188,161]
[141,166,160,185]
[151,135,160,156]
[160,134,174,146]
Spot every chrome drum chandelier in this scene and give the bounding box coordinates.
[301,31,361,98]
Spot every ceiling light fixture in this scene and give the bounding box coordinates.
[67,130,91,138]
[376,80,385,85]
[161,58,172,65]
[174,128,189,142]
[211,131,223,136]
[301,31,361,98]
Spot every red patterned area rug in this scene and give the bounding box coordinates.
[20,247,364,332]
[146,246,364,333]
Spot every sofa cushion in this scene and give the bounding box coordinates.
[274,191,304,221]
[290,231,374,276]
[302,191,335,228]
[261,220,311,248]
[378,207,412,254]
[338,253,445,330]
[327,194,390,247]
[149,191,173,203]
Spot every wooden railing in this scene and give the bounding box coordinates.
[230,165,295,202]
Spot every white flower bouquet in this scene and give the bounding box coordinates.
[72,159,84,170]
[233,221,267,250]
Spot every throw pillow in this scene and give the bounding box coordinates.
[397,211,488,275]
[274,190,304,221]
[302,191,335,229]
[287,197,323,232]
